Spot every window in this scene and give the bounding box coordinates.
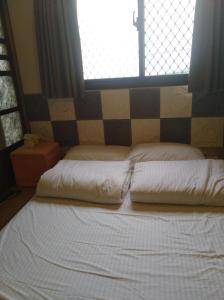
[78,0,138,80]
[0,11,23,150]
[78,0,196,87]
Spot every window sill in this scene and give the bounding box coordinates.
[85,74,188,90]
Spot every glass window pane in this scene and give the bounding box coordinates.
[145,0,196,76]
[0,44,7,55]
[0,122,5,150]
[78,0,139,79]
[0,111,23,147]
[0,60,10,71]
[0,76,17,110]
[0,17,4,38]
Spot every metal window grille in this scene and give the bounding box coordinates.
[78,0,196,80]
[144,0,196,76]
[78,0,139,80]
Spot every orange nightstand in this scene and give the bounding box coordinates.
[10,142,61,187]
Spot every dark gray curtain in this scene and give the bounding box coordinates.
[189,0,224,94]
[34,0,84,99]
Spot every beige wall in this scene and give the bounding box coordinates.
[7,0,41,94]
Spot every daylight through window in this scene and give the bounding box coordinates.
[78,0,196,81]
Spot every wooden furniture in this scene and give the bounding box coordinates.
[200,147,224,159]
[10,142,61,187]
[0,188,35,230]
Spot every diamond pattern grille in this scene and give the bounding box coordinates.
[78,0,138,80]
[78,0,196,79]
[144,0,196,76]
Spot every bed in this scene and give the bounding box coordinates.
[1,144,224,300]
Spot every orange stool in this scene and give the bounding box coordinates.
[10,142,61,187]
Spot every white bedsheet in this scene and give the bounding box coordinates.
[1,195,224,299]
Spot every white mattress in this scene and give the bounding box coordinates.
[1,195,224,299]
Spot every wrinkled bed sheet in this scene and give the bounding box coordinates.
[1,195,224,300]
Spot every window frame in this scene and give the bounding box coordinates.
[82,0,190,90]
[85,74,188,90]
[0,0,27,150]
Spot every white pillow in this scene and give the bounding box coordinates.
[130,160,224,206]
[128,143,204,163]
[37,160,130,204]
[64,145,130,161]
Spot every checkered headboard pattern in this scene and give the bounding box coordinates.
[24,86,224,148]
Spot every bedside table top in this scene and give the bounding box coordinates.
[200,147,224,159]
[11,142,60,156]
